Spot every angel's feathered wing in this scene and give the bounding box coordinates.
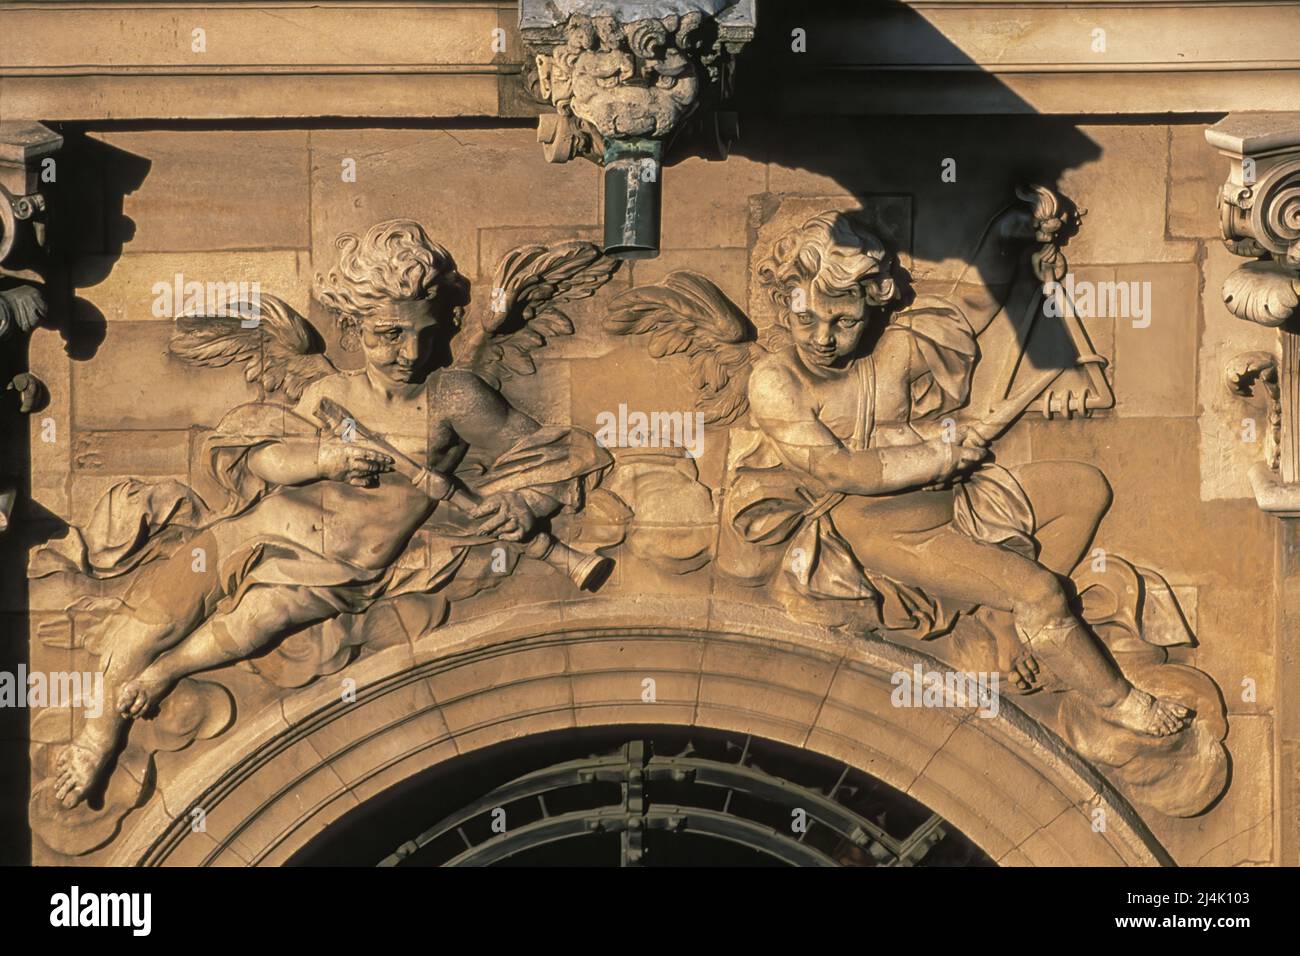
[453,241,621,388]
[167,294,337,401]
[605,272,762,426]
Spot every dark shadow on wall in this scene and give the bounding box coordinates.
[53,130,151,359]
[672,0,1104,285]
[0,273,39,867]
[0,129,149,865]
[655,1,1125,398]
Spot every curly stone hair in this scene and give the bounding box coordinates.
[315,219,470,350]
[756,212,899,322]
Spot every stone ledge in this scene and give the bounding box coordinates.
[1248,462,1300,517]
[3,2,1298,119]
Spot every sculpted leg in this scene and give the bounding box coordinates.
[1020,618,1191,735]
[1010,461,1112,576]
[54,615,173,809]
[833,501,1190,736]
[953,462,1112,690]
[54,533,221,809]
[119,585,340,717]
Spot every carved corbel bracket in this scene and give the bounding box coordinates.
[0,120,62,532]
[520,1,755,258]
[1225,349,1280,470]
[0,121,61,268]
[1208,114,1300,514]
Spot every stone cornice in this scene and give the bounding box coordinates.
[2,0,1298,120]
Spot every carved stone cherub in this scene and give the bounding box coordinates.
[39,220,620,808]
[609,189,1193,740]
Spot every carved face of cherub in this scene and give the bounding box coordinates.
[757,213,899,372]
[358,299,440,385]
[316,219,469,385]
[786,283,869,369]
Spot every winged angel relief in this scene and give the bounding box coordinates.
[32,221,621,827]
[608,189,1229,816]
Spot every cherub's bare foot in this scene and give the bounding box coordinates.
[53,729,115,809]
[1103,687,1193,737]
[116,667,175,719]
[1007,651,1039,691]
[995,627,1040,691]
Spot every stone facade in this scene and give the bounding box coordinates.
[2,0,1298,867]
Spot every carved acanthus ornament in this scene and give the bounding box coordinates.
[520,1,755,257]
[1210,114,1300,513]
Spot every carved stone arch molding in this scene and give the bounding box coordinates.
[104,600,1169,868]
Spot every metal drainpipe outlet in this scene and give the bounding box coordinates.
[603,138,663,259]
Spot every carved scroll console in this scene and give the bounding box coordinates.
[1211,114,1300,514]
[1210,112,1300,867]
[519,0,755,258]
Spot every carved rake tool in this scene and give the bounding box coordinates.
[314,397,614,592]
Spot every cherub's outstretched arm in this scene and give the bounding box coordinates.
[170,297,391,487]
[748,364,986,496]
[244,437,394,488]
[437,369,563,537]
[233,384,396,487]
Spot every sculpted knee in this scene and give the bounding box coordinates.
[129,603,192,648]
[1016,570,1071,624]
[1072,464,1113,518]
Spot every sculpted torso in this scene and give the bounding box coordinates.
[754,325,958,501]
[780,331,917,443]
[228,368,477,572]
